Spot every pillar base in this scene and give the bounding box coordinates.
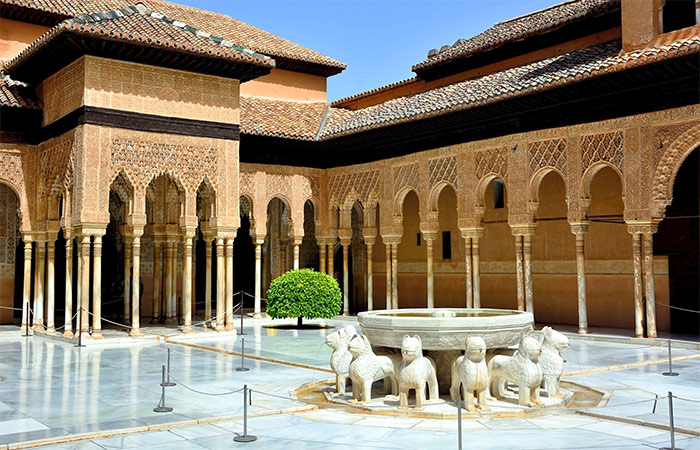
[45,327,56,335]
[224,325,234,331]
[253,313,262,319]
[577,328,588,335]
[215,325,226,332]
[648,332,657,339]
[182,326,194,334]
[129,328,142,337]
[90,331,104,339]
[32,324,45,332]
[62,330,74,338]
[635,334,643,339]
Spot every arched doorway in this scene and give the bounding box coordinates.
[1,183,21,324]
[435,184,462,307]
[532,171,576,325]
[655,147,699,336]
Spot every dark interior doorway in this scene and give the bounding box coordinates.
[233,215,255,307]
[655,147,699,336]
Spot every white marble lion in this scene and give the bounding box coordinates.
[450,336,489,411]
[538,326,568,398]
[397,335,439,407]
[325,324,358,396]
[348,334,398,404]
[488,335,543,407]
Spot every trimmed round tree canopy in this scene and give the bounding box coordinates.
[266,269,342,324]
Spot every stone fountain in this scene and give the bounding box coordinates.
[356,308,534,392]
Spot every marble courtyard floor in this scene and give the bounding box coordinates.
[1,318,699,450]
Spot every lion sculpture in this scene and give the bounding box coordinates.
[347,334,398,404]
[450,336,489,411]
[325,324,358,396]
[488,335,543,407]
[538,326,569,398]
[397,335,439,407]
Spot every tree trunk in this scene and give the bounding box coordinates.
[297,316,303,327]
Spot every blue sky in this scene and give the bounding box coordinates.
[176,0,560,101]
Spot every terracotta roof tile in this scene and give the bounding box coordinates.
[4,4,275,76]
[326,37,700,138]
[240,96,352,140]
[1,0,345,73]
[413,0,620,73]
[0,75,41,109]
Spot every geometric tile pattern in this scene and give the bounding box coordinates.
[475,146,509,180]
[328,170,380,205]
[428,155,457,188]
[528,138,567,174]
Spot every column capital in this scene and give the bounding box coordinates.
[459,227,483,240]
[569,222,590,236]
[381,235,402,246]
[339,237,351,246]
[422,231,438,242]
[510,224,536,236]
[625,221,659,235]
[338,228,352,241]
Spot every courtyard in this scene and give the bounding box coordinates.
[1,318,699,450]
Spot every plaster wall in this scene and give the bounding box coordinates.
[0,18,49,61]
[38,57,241,126]
[240,68,326,102]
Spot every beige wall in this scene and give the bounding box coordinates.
[38,56,241,126]
[0,18,49,62]
[241,68,326,102]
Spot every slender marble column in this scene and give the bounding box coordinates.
[293,242,300,270]
[391,243,399,310]
[574,230,588,334]
[385,244,392,309]
[91,235,103,338]
[63,236,73,337]
[21,240,32,329]
[631,233,644,338]
[182,234,194,333]
[164,242,174,320]
[523,233,534,314]
[465,236,473,308]
[515,235,525,311]
[33,241,45,330]
[366,243,374,311]
[225,239,234,330]
[320,243,327,275]
[169,242,177,320]
[79,236,90,337]
[205,240,213,325]
[130,235,142,337]
[342,241,350,315]
[124,241,131,323]
[643,232,657,338]
[46,239,56,334]
[425,236,435,309]
[153,241,162,322]
[472,235,481,309]
[215,238,225,331]
[254,242,263,318]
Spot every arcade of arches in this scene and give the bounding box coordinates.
[1,107,699,338]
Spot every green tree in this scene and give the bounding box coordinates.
[266,269,342,327]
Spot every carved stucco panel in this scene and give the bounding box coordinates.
[428,155,457,188]
[581,131,623,174]
[528,138,567,174]
[328,169,380,206]
[475,146,509,181]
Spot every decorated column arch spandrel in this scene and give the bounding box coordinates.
[622,125,650,222]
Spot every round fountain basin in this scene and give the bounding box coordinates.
[357,308,533,350]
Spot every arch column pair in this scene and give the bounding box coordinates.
[214,232,236,331]
[570,223,589,334]
[511,225,536,314]
[74,226,107,339]
[627,222,659,339]
[460,228,483,309]
[381,236,401,310]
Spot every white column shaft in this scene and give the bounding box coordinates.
[367,244,373,311]
[92,236,102,337]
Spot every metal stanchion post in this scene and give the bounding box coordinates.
[23,304,30,338]
[662,339,679,376]
[162,348,176,387]
[75,307,85,348]
[457,395,462,450]
[238,291,245,336]
[660,392,682,450]
[234,384,257,443]
[236,337,249,372]
[153,365,173,413]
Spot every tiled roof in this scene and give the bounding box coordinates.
[0,0,345,74]
[240,96,352,140]
[331,77,419,107]
[0,75,41,109]
[4,4,275,76]
[325,37,700,138]
[413,0,620,73]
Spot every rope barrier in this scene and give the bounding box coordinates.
[165,370,244,397]
[655,301,700,314]
[87,311,133,329]
[671,394,700,403]
[0,305,23,311]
